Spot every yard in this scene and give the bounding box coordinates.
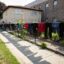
[0,40,19,64]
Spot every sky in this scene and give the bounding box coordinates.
[0,0,35,6]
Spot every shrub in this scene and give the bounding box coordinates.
[52,32,59,41]
[60,40,64,46]
[20,29,28,36]
[41,43,47,49]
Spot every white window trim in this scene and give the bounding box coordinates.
[46,3,49,8]
[54,0,58,6]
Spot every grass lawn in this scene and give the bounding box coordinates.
[0,40,20,64]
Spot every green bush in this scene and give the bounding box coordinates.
[52,32,59,41]
[41,43,47,49]
[20,29,28,36]
[60,40,64,46]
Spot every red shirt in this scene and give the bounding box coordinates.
[24,23,29,29]
[38,22,46,32]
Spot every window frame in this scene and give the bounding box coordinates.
[53,0,58,8]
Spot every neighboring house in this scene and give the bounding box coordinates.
[25,0,47,8]
[25,0,64,22]
[2,6,42,24]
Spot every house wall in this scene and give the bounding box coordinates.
[3,8,42,24]
[26,0,64,22]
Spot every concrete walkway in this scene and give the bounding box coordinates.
[0,31,64,64]
[24,35,64,55]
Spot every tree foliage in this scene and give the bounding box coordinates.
[0,2,6,19]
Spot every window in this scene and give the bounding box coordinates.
[46,3,49,8]
[15,9,22,14]
[45,3,49,12]
[54,0,58,6]
[39,5,42,9]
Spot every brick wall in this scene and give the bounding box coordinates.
[31,0,64,21]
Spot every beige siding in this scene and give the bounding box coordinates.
[3,8,42,24]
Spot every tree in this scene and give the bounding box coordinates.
[0,2,6,19]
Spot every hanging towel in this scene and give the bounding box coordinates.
[38,22,46,32]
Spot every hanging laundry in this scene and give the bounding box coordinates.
[38,22,46,32]
[59,22,64,39]
[24,23,29,29]
[52,19,60,32]
[28,23,33,34]
[32,23,38,34]
[44,22,52,39]
[17,23,21,30]
[28,23,38,35]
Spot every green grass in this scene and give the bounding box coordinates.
[0,40,20,64]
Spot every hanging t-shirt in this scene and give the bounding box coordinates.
[38,22,46,32]
[17,23,21,30]
[24,23,29,29]
[52,19,60,32]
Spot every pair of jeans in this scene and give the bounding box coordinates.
[59,22,64,39]
[44,22,52,38]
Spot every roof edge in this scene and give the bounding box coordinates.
[2,5,43,14]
